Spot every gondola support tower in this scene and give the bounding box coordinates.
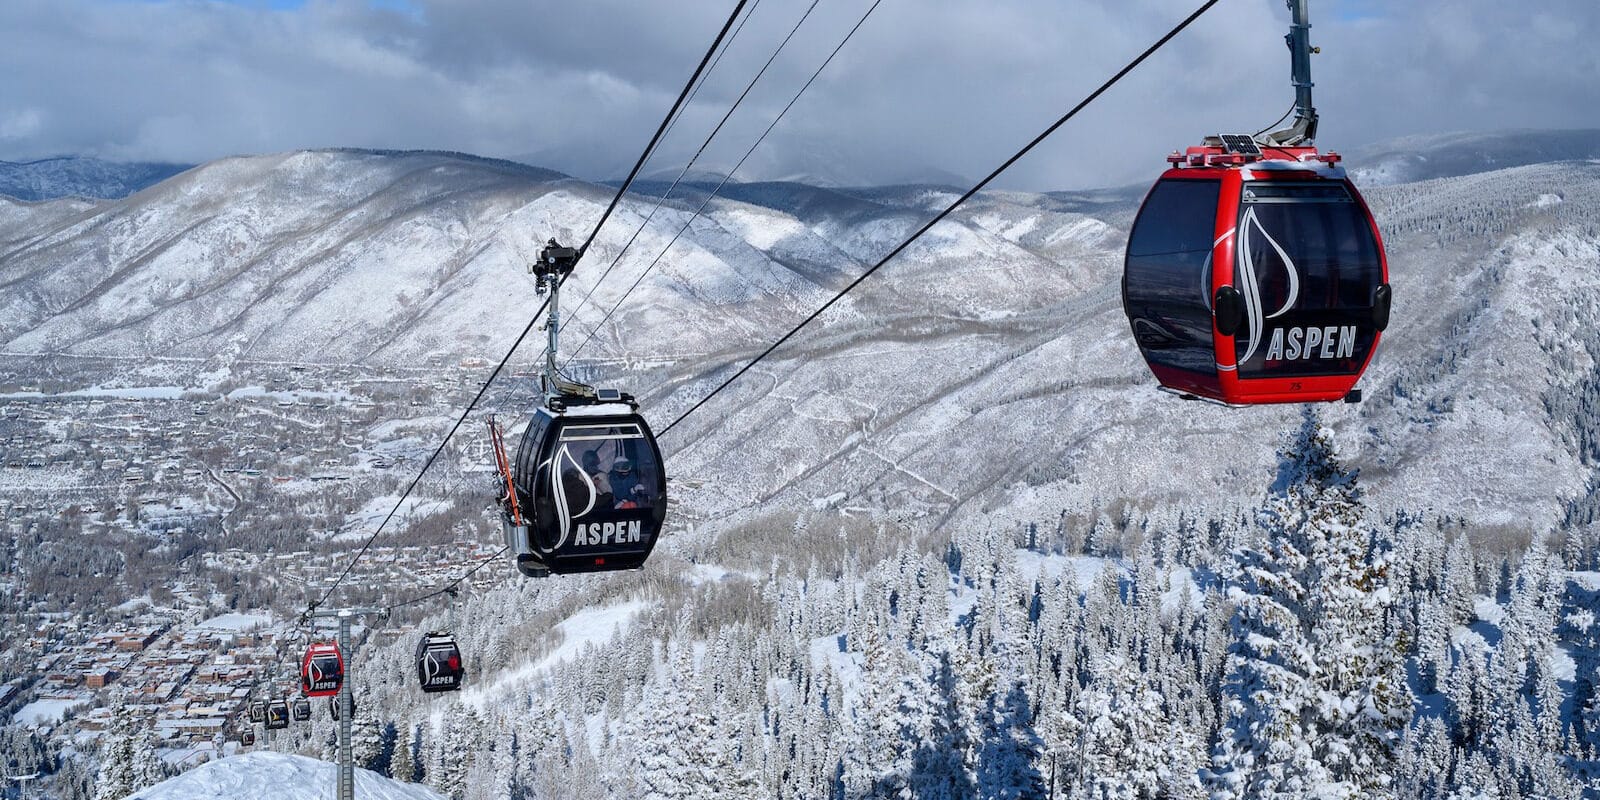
[308,606,386,800]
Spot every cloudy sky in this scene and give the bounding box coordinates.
[1,0,1596,189]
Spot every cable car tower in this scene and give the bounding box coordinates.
[305,606,385,800]
[1121,0,1391,406]
[490,240,669,578]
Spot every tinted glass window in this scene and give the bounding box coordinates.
[553,430,660,519]
[1124,179,1221,375]
[1234,181,1383,378]
[512,414,551,508]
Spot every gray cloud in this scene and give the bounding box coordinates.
[1,0,1596,189]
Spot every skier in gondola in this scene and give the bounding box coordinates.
[609,459,649,508]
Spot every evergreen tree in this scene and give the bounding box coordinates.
[624,645,739,799]
[841,616,921,798]
[432,703,475,800]
[1206,413,1412,800]
[1444,637,1493,748]
[910,652,977,800]
[1073,654,1203,799]
[351,709,384,772]
[391,721,420,783]
[972,681,1045,800]
[1441,534,1479,625]
[92,722,136,800]
[1445,751,1501,800]
[92,706,168,800]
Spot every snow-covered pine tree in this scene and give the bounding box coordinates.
[1415,598,1453,695]
[431,702,475,800]
[391,721,420,783]
[624,643,729,799]
[841,610,920,798]
[91,714,136,800]
[1205,412,1412,800]
[972,680,1045,800]
[1441,533,1479,625]
[92,705,168,800]
[1394,715,1451,800]
[130,730,171,791]
[351,707,383,771]
[1444,636,1493,749]
[1586,663,1600,759]
[911,651,977,800]
[1445,750,1501,800]
[1072,653,1203,799]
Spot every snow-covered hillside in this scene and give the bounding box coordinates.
[3,143,1599,535]
[126,752,444,800]
[1348,128,1600,186]
[0,156,191,202]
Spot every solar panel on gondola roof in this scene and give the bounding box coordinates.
[1219,134,1262,156]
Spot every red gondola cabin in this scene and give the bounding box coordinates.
[300,642,344,698]
[1122,142,1391,405]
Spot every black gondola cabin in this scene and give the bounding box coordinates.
[264,699,289,730]
[1122,144,1391,405]
[416,632,465,693]
[497,399,668,576]
[292,698,312,722]
[328,695,358,721]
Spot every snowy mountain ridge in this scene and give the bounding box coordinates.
[3,143,1599,535]
[0,156,192,202]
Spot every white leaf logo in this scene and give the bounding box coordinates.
[1234,205,1300,365]
[545,444,595,553]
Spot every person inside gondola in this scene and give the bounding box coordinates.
[581,449,614,508]
[609,458,649,508]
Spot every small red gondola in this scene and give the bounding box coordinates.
[300,642,344,698]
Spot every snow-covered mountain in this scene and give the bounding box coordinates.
[0,156,192,202]
[1347,128,1600,186]
[126,752,444,800]
[2,142,1598,535]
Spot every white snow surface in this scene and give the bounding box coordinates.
[533,600,646,672]
[462,599,646,709]
[128,752,445,800]
[14,697,87,726]
[195,613,272,632]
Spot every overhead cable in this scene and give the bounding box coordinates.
[659,0,1223,437]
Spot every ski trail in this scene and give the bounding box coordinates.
[861,445,958,502]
